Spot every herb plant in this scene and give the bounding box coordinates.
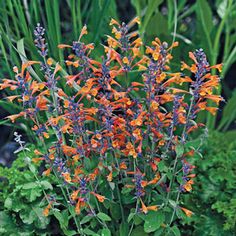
[181,132,236,236]
[0,18,223,235]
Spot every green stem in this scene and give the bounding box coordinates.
[128,199,139,236]
[168,190,180,229]
[116,183,125,222]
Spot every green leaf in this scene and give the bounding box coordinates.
[175,144,184,157]
[83,228,99,236]
[29,188,42,202]
[134,215,143,225]
[40,180,53,190]
[119,222,129,236]
[169,199,177,208]
[217,0,228,19]
[146,11,169,36]
[22,182,38,189]
[223,44,236,75]
[143,211,165,233]
[157,161,165,172]
[197,0,213,33]
[131,226,148,236]
[171,225,181,236]
[28,163,36,174]
[16,38,41,82]
[4,198,12,209]
[97,212,112,221]
[196,0,213,56]
[53,210,69,229]
[128,212,135,223]
[101,228,111,236]
[81,215,93,224]
[141,0,164,34]
[154,228,164,236]
[0,211,16,230]
[61,229,77,236]
[218,89,236,131]
[110,202,121,220]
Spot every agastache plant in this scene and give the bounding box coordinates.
[0,18,223,235]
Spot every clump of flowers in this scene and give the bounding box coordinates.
[0,18,223,235]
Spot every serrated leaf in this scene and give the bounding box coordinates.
[54,210,69,229]
[40,180,53,190]
[22,182,38,189]
[29,188,42,202]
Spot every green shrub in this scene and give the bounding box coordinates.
[181,131,236,235]
[0,146,55,235]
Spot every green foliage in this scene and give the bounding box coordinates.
[181,132,236,235]
[0,147,52,235]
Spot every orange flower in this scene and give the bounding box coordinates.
[107,171,113,182]
[6,95,20,102]
[43,203,52,217]
[71,190,79,201]
[110,18,120,26]
[148,173,160,185]
[128,16,140,27]
[36,96,48,110]
[140,199,148,214]
[58,44,72,49]
[43,168,51,176]
[47,58,53,66]
[181,207,193,217]
[91,192,105,202]
[79,25,88,40]
[119,162,127,170]
[183,179,194,192]
[147,205,158,211]
[205,107,218,115]
[205,95,224,105]
[188,51,197,64]
[210,63,223,72]
[32,157,44,163]
[62,145,77,156]
[75,200,81,215]
[62,172,72,183]
[34,149,43,155]
[6,111,25,123]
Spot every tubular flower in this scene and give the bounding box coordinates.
[0,19,223,225]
